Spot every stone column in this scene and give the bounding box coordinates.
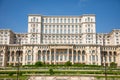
[111,52,113,62]
[85,54,87,64]
[13,51,16,66]
[22,46,26,65]
[45,50,47,63]
[76,50,78,63]
[49,49,52,64]
[2,50,5,67]
[41,50,43,62]
[54,48,56,64]
[33,47,37,64]
[72,49,74,64]
[67,49,69,61]
[107,53,110,66]
[94,54,96,64]
[97,47,101,65]
[9,51,11,63]
[80,54,82,63]
[14,51,17,66]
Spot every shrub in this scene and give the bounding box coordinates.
[65,61,72,66]
[35,61,43,67]
[8,72,14,76]
[49,68,54,75]
[110,62,117,68]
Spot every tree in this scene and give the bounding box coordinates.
[110,62,117,68]
[35,61,43,67]
[49,68,54,75]
[65,61,72,66]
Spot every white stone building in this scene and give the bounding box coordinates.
[0,14,120,67]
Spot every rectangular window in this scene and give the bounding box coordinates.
[68,29,70,33]
[33,28,35,33]
[57,18,59,23]
[68,19,70,23]
[76,19,77,23]
[72,19,74,23]
[60,29,62,33]
[61,18,62,23]
[64,19,66,23]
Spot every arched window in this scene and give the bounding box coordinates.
[82,50,85,61]
[113,52,116,62]
[27,50,31,61]
[92,55,95,61]
[43,50,46,61]
[78,51,81,55]
[47,51,50,60]
[92,50,95,54]
[11,51,14,61]
[113,52,116,56]
[109,51,112,56]
[38,50,41,61]
[28,50,31,54]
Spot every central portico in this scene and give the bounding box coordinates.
[19,44,101,66]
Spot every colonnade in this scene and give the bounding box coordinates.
[36,48,87,64]
[101,51,117,66]
[7,50,23,66]
[0,45,119,67]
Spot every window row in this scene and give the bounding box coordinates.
[43,28,82,34]
[43,41,82,44]
[43,25,81,29]
[43,18,81,23]
[43,35,82,39]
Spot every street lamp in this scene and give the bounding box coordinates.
[17,38,21,80]
[103,34,107,80]
[104,52,107,80]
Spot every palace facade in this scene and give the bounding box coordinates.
[0,14,120,67]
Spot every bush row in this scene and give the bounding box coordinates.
[0,70,120,75]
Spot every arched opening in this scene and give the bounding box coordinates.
[109,51,112,62]
[78,50,81,62]
[113,51,117,62]
[27,50,31,61]
[92,50,95,54]
[43,50,46,61]
[113,52,116,56]
[38,50,41,61]
[82,50,85,62]
[11,51,14,61]
[74,50,76,61]
[47,50,50,61]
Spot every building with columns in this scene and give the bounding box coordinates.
[0,14,120,67]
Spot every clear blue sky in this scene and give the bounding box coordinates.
[0,0,120,33]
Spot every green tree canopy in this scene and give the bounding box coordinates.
[35,61,43,67]
[110,62,117,68]
[65,61,72,66]
[49,68,54,75]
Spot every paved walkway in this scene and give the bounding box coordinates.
[28,76,95,80]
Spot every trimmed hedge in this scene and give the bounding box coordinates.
[0,70,120,75]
